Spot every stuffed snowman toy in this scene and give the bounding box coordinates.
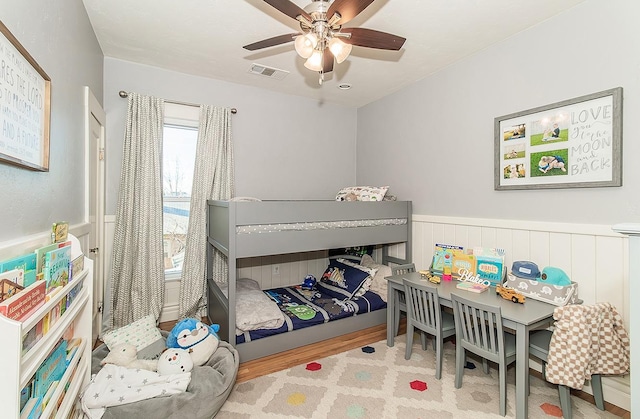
[166,319,220,366]
[157,348,193,375]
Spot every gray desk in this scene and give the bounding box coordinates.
[386,272,556,419]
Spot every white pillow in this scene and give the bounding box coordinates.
[336,186,389,202]
[235,278,285,334]
[102,314,165,359]
[360,254,391,302]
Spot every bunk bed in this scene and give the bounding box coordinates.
[206,199,412,361]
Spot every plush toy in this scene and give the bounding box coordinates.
[301,274,316,290]
[157,348,194,375]
[101,343,158,371]
[166,319,220,366]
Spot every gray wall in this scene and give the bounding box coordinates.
[0,0,103,241]
[103,58,357,214]
[356,0,639,225]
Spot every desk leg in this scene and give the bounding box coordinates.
[387,286,395,347]
[515,324,530,419]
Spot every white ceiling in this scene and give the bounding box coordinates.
[82,0,585,108]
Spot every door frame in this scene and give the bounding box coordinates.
[84,86,106,341]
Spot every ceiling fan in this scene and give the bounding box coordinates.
[244,0,406,84]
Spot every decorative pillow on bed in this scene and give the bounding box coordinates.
[360,254,392,302]
[335,186,389,202]
[235,278,285,334]
[102,314,165,360]
[317,258,377,300]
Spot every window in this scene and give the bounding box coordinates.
[162,104,199,280]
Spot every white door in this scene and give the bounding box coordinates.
[85,86,106,342]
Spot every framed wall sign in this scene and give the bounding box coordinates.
[494,87,622,190]
[0,20,51,171]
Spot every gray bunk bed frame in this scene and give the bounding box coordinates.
[206,199,412,362]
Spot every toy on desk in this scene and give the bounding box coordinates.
[166,318,220,366]
[496,285,526,304]
[442,265,452,281]
[419,270,441,284]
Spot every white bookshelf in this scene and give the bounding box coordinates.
[0,234,93,418]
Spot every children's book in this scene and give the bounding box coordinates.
[34,241,71,278]
[432,243,464,273]
[452,252,476,277]
[475,255,505,287]
[456,281,489,293]
[34,339,68,397]
[22,318,44,354]
[0,273,25,301]
[472,247,506,287]
[43,246,71,293]
[0,253,37,287]
[52,221,69,243]
[41,381,59,409]
[0,280,46,321]
[20,396,42,419]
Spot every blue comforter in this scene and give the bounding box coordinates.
[236,286,386,344]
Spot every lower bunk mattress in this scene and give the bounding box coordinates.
[236,286,386,344]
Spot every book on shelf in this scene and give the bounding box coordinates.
[0,280,46,321]
[20,380,33,412]
[66,280,83,310]
[41,380,60,410]
[34,241,71,278]
[456,280,489,293]
[43,246,71,293]
[52,221,69,244]
[33,339,68,398]
[22,318,44,354]
[0,252,37,287]
[0,272,25,301]
[69,255,84,281]
[20,396,42,419]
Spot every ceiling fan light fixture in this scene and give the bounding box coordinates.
[304,49,324,71]
[328,37,352,64]
[294,33,318,59]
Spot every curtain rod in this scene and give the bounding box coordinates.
[118,90,237,114]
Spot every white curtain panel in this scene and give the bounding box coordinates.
[179,105,235,318]
[109,93,165,328]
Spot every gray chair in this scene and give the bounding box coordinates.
[451,293,516,416]
[403,278,455,379]
[391,263,416,336]
[529,329,605,418]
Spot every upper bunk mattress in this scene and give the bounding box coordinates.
[236,218,406,234]
[236,286,386,344]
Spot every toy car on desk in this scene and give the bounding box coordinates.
[419,270,441,284]
[496,285,526,304]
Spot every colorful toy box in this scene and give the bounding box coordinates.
[504,273,579,306]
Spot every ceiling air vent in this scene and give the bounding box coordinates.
[248,63,289,80]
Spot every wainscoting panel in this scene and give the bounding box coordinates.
[410,214,630,410]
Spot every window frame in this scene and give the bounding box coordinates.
[163,103,199,281]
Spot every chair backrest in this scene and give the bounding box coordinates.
[403,278,441,334]
[392,263,416,276]
[451,292,505,363]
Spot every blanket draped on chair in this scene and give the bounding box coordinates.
[546,302,630,389]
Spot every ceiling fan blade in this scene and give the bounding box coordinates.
[327,0,375,26]
[263,0,312,23]
[322,50,334,73]
[243,33,299,51]
[341,28,406,50]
